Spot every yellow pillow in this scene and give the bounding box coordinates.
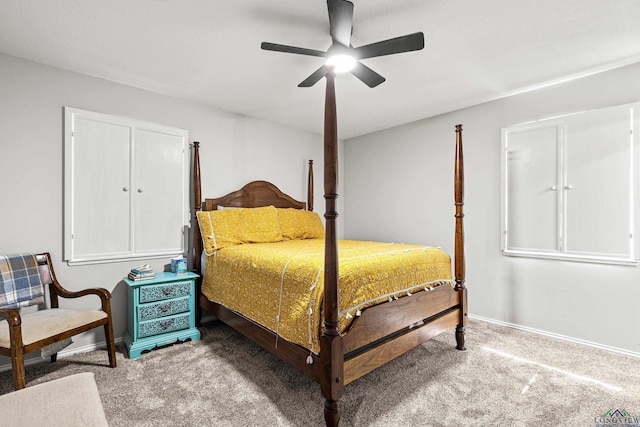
[277,208,325,240]
[197,206,283,254]
[237,206,283,243]
[196,209,242,255]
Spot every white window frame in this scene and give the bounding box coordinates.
[501,103,638,266]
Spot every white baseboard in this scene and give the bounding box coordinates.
[0,337,124,373]
[470,314,640,359]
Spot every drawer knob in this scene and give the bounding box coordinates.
[159,320,173,329]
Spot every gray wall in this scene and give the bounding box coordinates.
[0,53,341,364]
[344,62,640,355]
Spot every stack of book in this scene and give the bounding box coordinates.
[128,264,155,281]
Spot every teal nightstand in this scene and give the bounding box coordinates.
[123,271,200,359]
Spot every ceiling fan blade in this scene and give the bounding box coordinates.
[327,0,354,47]
[261,42,326,57]
[298,66,327,87]
[350,62,385,88]
[354,32,425,60]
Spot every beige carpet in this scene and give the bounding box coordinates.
[1,319,639,426]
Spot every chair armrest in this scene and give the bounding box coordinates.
[0,308,22,327]
[52,286,112,301]
[51,286,113,313]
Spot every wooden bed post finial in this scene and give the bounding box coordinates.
[453,125,468,351]
[308,160,314,211]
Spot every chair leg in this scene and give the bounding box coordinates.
[10,346,26,390]
[8,322,27,390]
[50,354,58,363]
[104,320,117,368]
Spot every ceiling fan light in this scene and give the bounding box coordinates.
[326,54,356,73]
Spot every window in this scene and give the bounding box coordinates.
[501,103,638,265]
[64,107,189,264]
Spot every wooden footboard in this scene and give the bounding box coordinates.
[342,285,461,354]
[341,282,464,384]
[343,309,460,385]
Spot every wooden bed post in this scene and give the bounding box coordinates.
[308,160,314,211]
[192,141,203,324]
[320,66,343,427]
[454,125,468,351]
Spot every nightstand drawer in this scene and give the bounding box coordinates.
[139,281,191,303]
[138,312,191,338]
[138,296,190,321]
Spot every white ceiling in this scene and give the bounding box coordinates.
[1,0,640,139]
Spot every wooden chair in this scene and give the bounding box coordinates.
[0,253,116,390]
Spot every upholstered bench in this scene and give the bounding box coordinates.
[0,372,109,426]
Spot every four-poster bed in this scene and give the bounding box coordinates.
[192,69,467,426]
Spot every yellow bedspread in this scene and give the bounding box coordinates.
[202,239,452,354]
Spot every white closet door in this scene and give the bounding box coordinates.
[564,108,632,256]
[71,117,132,259]
[506,125,560,252]
[133,127,187,254]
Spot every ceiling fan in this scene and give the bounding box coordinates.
[261,0,425,88]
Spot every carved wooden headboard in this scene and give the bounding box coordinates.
[203,180,307,211]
